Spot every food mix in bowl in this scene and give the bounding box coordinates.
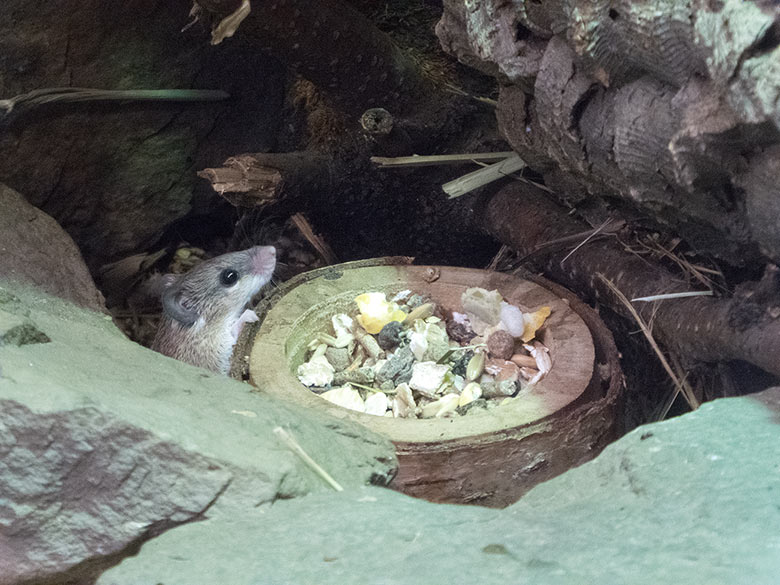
[296,287,552,418]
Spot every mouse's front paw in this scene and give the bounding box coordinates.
[231,309,260,342]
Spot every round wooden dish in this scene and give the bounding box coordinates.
[250,260,621,507]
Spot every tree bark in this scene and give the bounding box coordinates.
[437,0,780,265]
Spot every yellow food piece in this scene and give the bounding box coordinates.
[354,292,407,334]
[521,306,551,342]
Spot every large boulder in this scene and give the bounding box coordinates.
[0,183,105,312]
[98,388,780,584]
[0,280,396,585]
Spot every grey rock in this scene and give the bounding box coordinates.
[376,345,415,384]
[0,183,106,312]
[324,347,351,372]
[332,367,375,386]
[377,320,403,350]
[0,280,396,585]
[98,388,780,585]
[406,294,427,309]
[449,349,474,377]
[480,379,518,398]
[456,397,488,416]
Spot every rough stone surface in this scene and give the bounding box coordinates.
[0,280,396,585]
[99,388,780,585]
[0,183,105,312]
[0,0,283,265]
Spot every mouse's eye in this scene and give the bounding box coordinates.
[220,269,240,287]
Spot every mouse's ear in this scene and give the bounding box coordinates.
[161,285,200,327]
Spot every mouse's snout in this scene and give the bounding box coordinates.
[250,245,277,277]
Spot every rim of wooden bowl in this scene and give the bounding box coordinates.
[250,264,595,444]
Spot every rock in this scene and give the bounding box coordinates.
[97,388,780,584]
[364,392,389,416]
[375,345,415,384]
[449,350,474,377]
[332,367,375,387]
[480,377,518,398]
[0,183,105,312]
[446,314,476,343]
[0,2,282,265]
[485,358,520,382]
[456,397,489,416]
[377,320,403,350]
[324,347,351,372]
[0,280,396,585]
[406,294,427,309]
[487,330,515,360]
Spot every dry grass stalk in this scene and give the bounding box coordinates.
[597,273,701,412]
[371,152,515,168]
[291,213,339,265]
[634,236,724,291]
[656,353,700,421]
[273,427,344,492]
[559,218,618,266]
[442,153,526,198]
[486,244,513,271]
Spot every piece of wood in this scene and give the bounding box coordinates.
[290,213,339,265]
[198,151,332,207]
[482,182,780,377]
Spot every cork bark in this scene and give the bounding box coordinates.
[437,0,780,265]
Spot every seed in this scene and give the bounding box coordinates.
[465,351,485,382]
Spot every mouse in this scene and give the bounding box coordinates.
[152,245,276,375]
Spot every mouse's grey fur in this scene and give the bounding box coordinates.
[152,245,276,374]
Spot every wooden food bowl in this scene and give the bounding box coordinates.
[250,260,622,507]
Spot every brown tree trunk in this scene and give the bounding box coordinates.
[479,182,780,378]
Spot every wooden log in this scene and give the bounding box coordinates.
[479,182,780,377]
[437,0,780,265]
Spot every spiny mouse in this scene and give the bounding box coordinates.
[152,245,276,374]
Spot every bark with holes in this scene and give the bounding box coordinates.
[437,0,780,265]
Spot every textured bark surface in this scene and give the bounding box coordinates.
[197,151,333,208]
[437,0,780,265]
[480,183,780,377]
